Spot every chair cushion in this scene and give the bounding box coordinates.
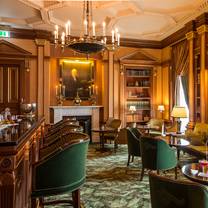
[103,132,117,139]
[188,134,205,146]
[148,119,163,130]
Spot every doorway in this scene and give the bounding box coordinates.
[0,64,20,114]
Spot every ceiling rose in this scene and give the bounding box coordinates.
[54,0,120,56]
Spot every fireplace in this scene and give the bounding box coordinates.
[50,106,104,143]
[63,115,92,142]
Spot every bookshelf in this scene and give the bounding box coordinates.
[194,51,201,122]
[125,67,153,126]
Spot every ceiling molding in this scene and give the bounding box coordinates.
[1,12,208,49]
[0,25,51,40]
[121,37,162,49]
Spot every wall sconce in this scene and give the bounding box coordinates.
[25,58,30,72]
[153,69,157,77]
[120,64,124,75]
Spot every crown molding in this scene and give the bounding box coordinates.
[2,12,208,50]
[0,25,51,41]
[120,38,162,49]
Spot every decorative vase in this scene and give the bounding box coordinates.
[74,92,82,105]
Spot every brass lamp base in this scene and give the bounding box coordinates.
[176,120,182,134]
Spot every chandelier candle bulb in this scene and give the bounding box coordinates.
[102,21,106,36]
[84,19,88,35]
[55,25,58,32]
[61,32,65,45]
[65,23,68,36]
[92,22,96,37]
[112,30,115,43]
[115,28,118,41]
[68,21,71,36]
[118,33,120,46]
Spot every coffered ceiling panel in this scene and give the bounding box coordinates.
[1,0,208,40]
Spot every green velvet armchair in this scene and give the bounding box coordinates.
[45,119,79,136]
[32,132,89,208]
[140,136,177,181]
[149,172,208,208]
[185,123,208,146]
[43,123,83,147]
[126,127,142,166]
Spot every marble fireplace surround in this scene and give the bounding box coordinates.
[49,106,103,142]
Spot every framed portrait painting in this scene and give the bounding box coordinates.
[60,59,94,100]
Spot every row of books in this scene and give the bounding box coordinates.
[127,69,151,76]
[127,80,150,87]
[127,101,150,110]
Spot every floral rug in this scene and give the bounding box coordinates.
[45,144,196,208]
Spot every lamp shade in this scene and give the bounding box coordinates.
[129,105,136,112]
[158,105,165,112]
[171,106,187,118]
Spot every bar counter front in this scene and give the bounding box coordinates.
[0,117,44,208]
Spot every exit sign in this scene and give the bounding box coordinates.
[0,30,10,38]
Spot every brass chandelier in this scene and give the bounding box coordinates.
[54,0,120,55]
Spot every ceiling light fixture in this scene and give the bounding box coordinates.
[54,0,120,56]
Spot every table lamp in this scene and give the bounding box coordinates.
[158,105,165,112]
[129,105,136,126]
[158,105,165,119]
[171,106,187,134]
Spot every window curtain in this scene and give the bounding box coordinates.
[171,40,189,106]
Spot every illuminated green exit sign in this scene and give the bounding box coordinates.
[0,30,10,38]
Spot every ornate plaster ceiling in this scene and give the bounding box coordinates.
[1,0,208,40]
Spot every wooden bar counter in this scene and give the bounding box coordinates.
[0,117,44,208]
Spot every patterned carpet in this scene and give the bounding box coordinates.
[45,144,196,208]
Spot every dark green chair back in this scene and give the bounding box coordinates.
[140,136,177,170]
[32,132,89,197]
[126,127,141,157]
[149,172,208,208]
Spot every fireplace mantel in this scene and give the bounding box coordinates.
[49,106,104,142]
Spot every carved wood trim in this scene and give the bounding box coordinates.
[0,40,32,57]
[0,25,51,41]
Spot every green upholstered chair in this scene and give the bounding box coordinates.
[32,132,89,208]
[126,127,142,166]
[147,118,164,136]
[45,119,79,136]
[185,123,208,146]
[103,118,121,151]
[43,124,83,147]
[149,172,208,208]
[140,136,177,181]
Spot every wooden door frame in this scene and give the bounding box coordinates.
[0,59,29,102]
